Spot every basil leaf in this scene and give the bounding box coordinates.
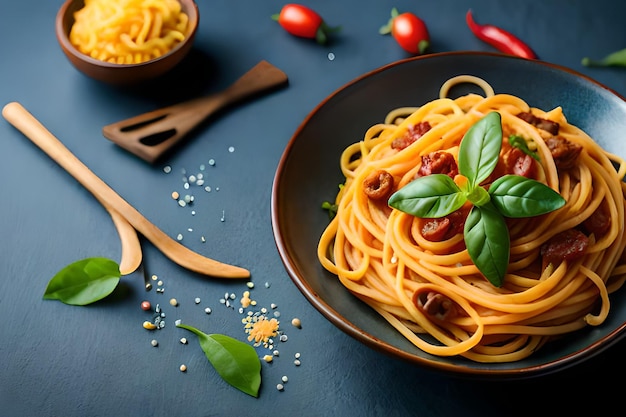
[509,135,540,161]
[458,112,502,188]
[464,205,509,287]
[176,323,261,397]
[489,175,566,218]
[43,257,121,305]
[388,174,466,218]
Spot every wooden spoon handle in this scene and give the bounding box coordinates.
[102,60,288,163]
[2,102,250,279]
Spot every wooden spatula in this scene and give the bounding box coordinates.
[102,60,288,163]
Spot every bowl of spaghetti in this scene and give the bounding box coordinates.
[55,0,198,85]
[271,51,626,378]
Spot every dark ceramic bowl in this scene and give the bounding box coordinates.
[271,51,626,379]
[55,0,198,85]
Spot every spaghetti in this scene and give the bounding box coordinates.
[317,76,626,362]
[70,0,188,64]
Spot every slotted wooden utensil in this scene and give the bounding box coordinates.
[3,101,250,279]
[102,60,288,163]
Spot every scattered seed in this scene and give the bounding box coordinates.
[276,383,284,391]
[264,282,271,288]
[175,319,182,326]
[263,355,273,363]
[281,375,288,383]
[201,236,206,243]
[152,275,158,281]
[295,352,301,359]
[204,307,212,314]
[151,339,158,347]
[143,321,157,330]
[294,359,301,366]
[178,200,186,207]
[176,233,183,241]
[228,146,235,153]
[171,191,179,200]
[291,318,302,328]
[180,337,188,344]
[273,350,280,356]
[279,334,288,342]
[328,52,335,61]
[194,297,201,304]
[180,364,187,372]
[169,298,178,307]
[141,301,151,311]
[208,159,215,166]
[163,166,172,173]
[246,282,254,289]
[145,282,152,291]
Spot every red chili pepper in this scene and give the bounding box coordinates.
[465,10,537,59]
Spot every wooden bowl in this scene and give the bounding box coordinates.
[55,0,199,85]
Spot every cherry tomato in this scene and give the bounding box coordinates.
[271,4,340,44]
[380,8,430,55]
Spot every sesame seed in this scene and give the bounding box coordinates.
[163,166,172,173]
[246,282,254,289]
[180,338,188,344]
[204,307,212,314]
[295,352,301,359]
[281,375,288,383]
[276,383,284,391]
[169,298,178,307]
[228,146,235,153]
[179,364,187,372]
[208,159,215,166]
[152,275,158,281]
[294,359,301,366]
[176,234,183,241]
[171,191,179,199]
[194,297,201,304]
[291,318,302,328]
[280,335,288,342]
[151,339,158,347]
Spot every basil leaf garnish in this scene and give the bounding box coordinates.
[388,174,466,218]
[43,257,121,305]
[509,134,540,161]
[176,323,261,397]
[387,111,566,287]
[458,112,502,188]
[464,204,509,288]
[489,175,565,218]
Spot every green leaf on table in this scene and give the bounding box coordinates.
[176,322,261,397]
[582,48,626,68]
[43,257,121,305]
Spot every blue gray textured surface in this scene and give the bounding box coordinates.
[1,1,625,416]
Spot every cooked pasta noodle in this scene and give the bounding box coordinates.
[317,76,626,363]
[70,0,188,64]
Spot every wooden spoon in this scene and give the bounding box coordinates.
[102,60,288,163]
[2,102,250,279]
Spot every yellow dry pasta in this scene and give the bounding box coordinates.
[317,76,626,363]
[69,0,188,64]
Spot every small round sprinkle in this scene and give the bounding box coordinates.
[140,301,151,311]
[176,233,183,240]
[291,318,302,328]
[163,166,172,173]
[294,359,301,366]
[281,375,288,383]
[204,307,212,314]
[228,146,235,153]
[246,282,254,289]
[152,275,158,281]
[208,159,216,166]
[179,364,187,372]
[151,339,158,347]
[295,352,301,359]
[194,297,201,304]
[328,52,335,61]
[171,191,179,199]
[169,298,178,307]
[276,383,284,391]
[280,335,288,342]
[157,280,163,286]
[180,337,187,344]
[273,350,280,356]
